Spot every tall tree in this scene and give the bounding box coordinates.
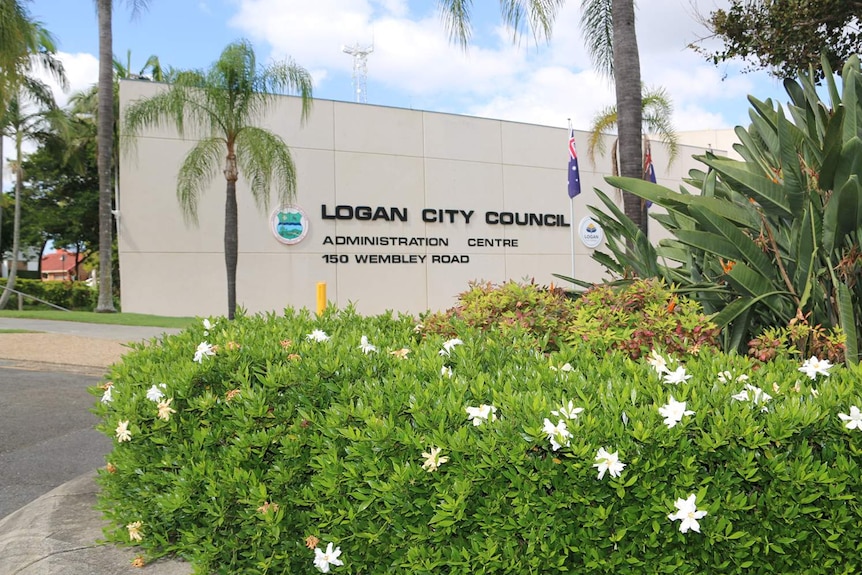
[0,80,61,309]
[94,0,151,313]
[0,1,64,267]
[436,0,647,235]
[693,0,862,79]
[123,40,313,319]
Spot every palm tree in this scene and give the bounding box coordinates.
[95,0,151,313]
[586,85,678,178]
[0,3,64,285]
[114,49,165,82]
[0,80,61,309]
[437,0,646,233]
[123,40,313,320]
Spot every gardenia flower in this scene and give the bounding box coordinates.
[115,420,131,442]
[549,363,573,372]
[465,404,497,426]
[668,494,708,533]
[100,386,113,404]
[799,356,833,380]
[359,335,377,354]
[593,447,625,480]
[551,400,584,420]
[838,406,862,430]
[731,383,772,407]
[146,383,166,402]
[663,366,692,385]
[542,418,572,451]
[126,521,143,542]
[647,349,670,375]
[439,338,463,356]
[203,318,212,335]
[157,398,176,421]
[421,447,449,472]
[313,542,344,573]
[193,342,215,363]
[658,396,694,428]
[717,371,749,384]
[306,330,330,343]
[441,365,453,378]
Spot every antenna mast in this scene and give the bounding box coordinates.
[342,41,373,103]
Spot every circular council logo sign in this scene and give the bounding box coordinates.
[578,216,604,249]
[270,205,309,245]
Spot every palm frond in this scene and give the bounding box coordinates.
[580,0,613,78]
[234,126,297,210]
[176,137,224,224]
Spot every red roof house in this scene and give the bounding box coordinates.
[41,249,85,282]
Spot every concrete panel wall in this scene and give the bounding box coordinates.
[118,80,721,318]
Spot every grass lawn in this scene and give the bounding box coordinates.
[0,310,195,329]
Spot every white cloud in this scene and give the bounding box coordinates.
[40,51,99,108]
[229,0,785,132]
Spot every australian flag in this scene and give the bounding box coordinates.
[568,128,581,198]
[644,142,656,208]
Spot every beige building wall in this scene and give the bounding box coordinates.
[118,80,722,318]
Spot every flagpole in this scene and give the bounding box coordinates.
[568,119,576,281]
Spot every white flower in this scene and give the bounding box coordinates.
[799,356,833,380]
[838,406,862,430]
[313,542,343,573]
[126,521,143,542]
[663,366,692,385]
[193,342,215,363]
[542,418,572,451]
[306,330,330,343]
[465,404,497,426]
[731,384,772,408]
[441,365,453,378]
[359,335,377,354]
[668,494,708,533]
[145,383,166,403]
[421,447,449,472]
[593,447,625,480]
[116,420,131,442]
[550,363,574,372]
[647,349,670,375]
[658,396,695,428]
[157,398,176,421]
[203,318,213,335]
[439,338,463,356]
[551,400,584,420]
[100,387,113,404]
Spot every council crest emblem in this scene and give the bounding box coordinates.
[271,205,309,245]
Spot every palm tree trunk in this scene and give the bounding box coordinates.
[224,177,238,320]
[0,136,4,261]
[95,0,116,312]
[612,0,647,236]
[0,138,22,309]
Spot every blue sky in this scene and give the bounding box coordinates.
[25,0,789,132]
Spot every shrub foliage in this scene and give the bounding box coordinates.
[95,307,862,573]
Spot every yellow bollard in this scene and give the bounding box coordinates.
[316,282,326,316]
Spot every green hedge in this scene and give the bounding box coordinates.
[0,278,95,310]
[93,308,862,573]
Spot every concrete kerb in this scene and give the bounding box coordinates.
[0,472,191,575]
[0,319,189,574]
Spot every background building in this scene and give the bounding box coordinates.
[119,80,724,318]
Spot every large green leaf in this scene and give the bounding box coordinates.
[818,107,847,192]
[674,229,743,262]
[687,206,777,281]
[836,282,858,365]
[823,171,862,254]
[725,262,788,318]
[699,157,792,218]
[775,109,806,215]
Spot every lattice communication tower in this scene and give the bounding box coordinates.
[342,42,373,103]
